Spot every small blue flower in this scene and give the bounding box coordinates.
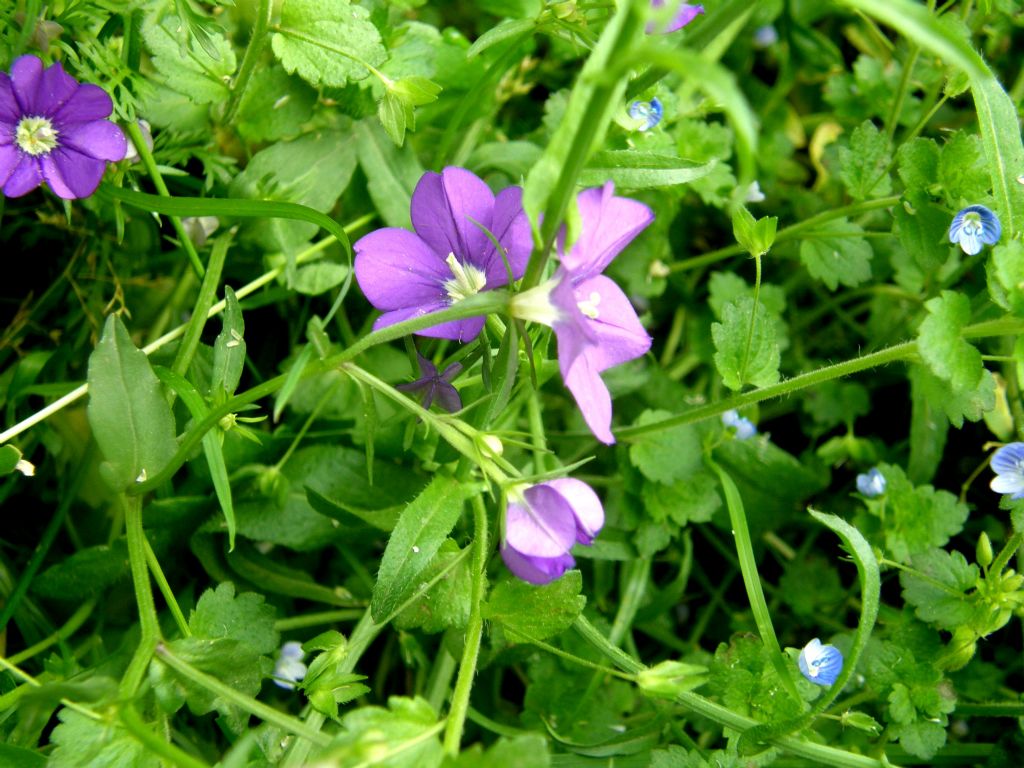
[990,442,1024,499]
[273,641,308,690]
[798,638,843,686]
[948,204,1001,255]
[753,25,778,49]
[397,353,463,413]
[856,467,886,498]
[721,409,757,440]
[628,97,663,131]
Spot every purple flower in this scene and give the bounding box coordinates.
[797,638,843,686]
[948,204,1001,255]
[354,167,532,342]
[0,55,126,199]
[501,478,604,585]
[511,183,653,444]
[397,353,463,413]
[990,442,1024,499]
[648,1,705,34]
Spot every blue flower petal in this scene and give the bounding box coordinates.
[991,442,1024,499]
[628,97,663,131]
[855,467,886,498]
[949,205,1001,255]
[798,638,844,686]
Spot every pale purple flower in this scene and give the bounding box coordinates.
[948,204,1001,255]
[856,467,886,498]
[501,478,604,585]
[354,167,531,342]
[721,409,757,440]
[648,1,705,33]
[0,55,126,199]
[511,183,653,444]
[397,353,463,413]
[273,641,307,690]
[990,442,1024,499]
[798,638,843,686]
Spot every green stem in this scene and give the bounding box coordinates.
[616,340,918,440]
[274,610,364,632]
[155,644,331,747]
[707,458,801,702]
[144,538,190,638]
[5,600,95,666]
[170,230,231,379]
[572,616,887,768]
[442,495,489,755]
[990,532,1024,576]
[124,122,206,279]
[119,704,212,768]
[223,0,273,124]
[120,495,161,698]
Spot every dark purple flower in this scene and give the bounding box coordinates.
[397,353,463,413]
[648,1,705,34]
[354,167,532,342]
[511,183,653,444]
[0,55,126,199]
[501,478,604,585]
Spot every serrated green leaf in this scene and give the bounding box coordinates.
[641,471,721,526]
[799,220,873,290]
[324,696,442,767]
[839,120,892,200]
[989,241,1024,316]
[483,570,585,642]
[49,709,158,768]
[142,13,236,104]
[628,410,702,484]
[896,137,940,193]
[937,131,989,205]
[271,0,385,88]
[354,119,424,228]
[189,582,279,655]
[87,315,178,492]
[371,475,474,622]
[394,539,473,633]
[917,291,986,397]
[236,65,317,142]
[711,296,781,390]
[900,549,980,630]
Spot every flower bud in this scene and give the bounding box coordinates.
[636,660,709,698]
[976,531,993,569]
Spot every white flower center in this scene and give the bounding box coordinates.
[16,116,59,156]
[509,277,563,327]
[962,213,983,237]
[443,252,487,303]
[577,291,601,319]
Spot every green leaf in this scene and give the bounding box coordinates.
[354,119,424,228]
[87,315,178,492]
[0,444,27,476]
[711,296,781,390]
[378,90,409,146]
[900,549,981,631]
[450,735,550,768]
[855,463,969,562]
[731,206,778,258]
[891,720,948,761]
[271,0,385,88]
[578,151,717,190]
[628,410,702,485]
[49,709,158,768]
[236,65,318,142]
[917,291,986,397]
[937,131,989,205]
[188,582,279,656]
[301,632,371,719]
[142,12,236,104]
[293,262,350,296]
[394,539,473,633]
[483,570,586,642]
[838,120,892,200]
[325,697,442,767]
[0,743,45,768]
[211,286,246,401]
[896,137,940,193]
[32,541,129,601]
[799,219,873,290]
[371,475,475,622]
[908,366,950,484]
[989,240,1024,316]
[466,18,536,59]
[641,471,722,526]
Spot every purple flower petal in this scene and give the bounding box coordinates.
[60,119,126,161]
[505,485,578,558]
[2,155,43,197]
[373,304,485,342]
[481,185,532,285]
[411,167,495,268]
[571,275,651,372]
[562,347,614,444]
[11,56,77,116]
[648,1,705,34]
[561,183,654,277]
[0,143,19,186]
[0,73,20,124]
[546,477,604,544]
[434,382,462,413]
[355,228,449,310]
[9,55,43,114]
[42,147,107,198]
[51,83,115,123]
[501,544,575,585]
